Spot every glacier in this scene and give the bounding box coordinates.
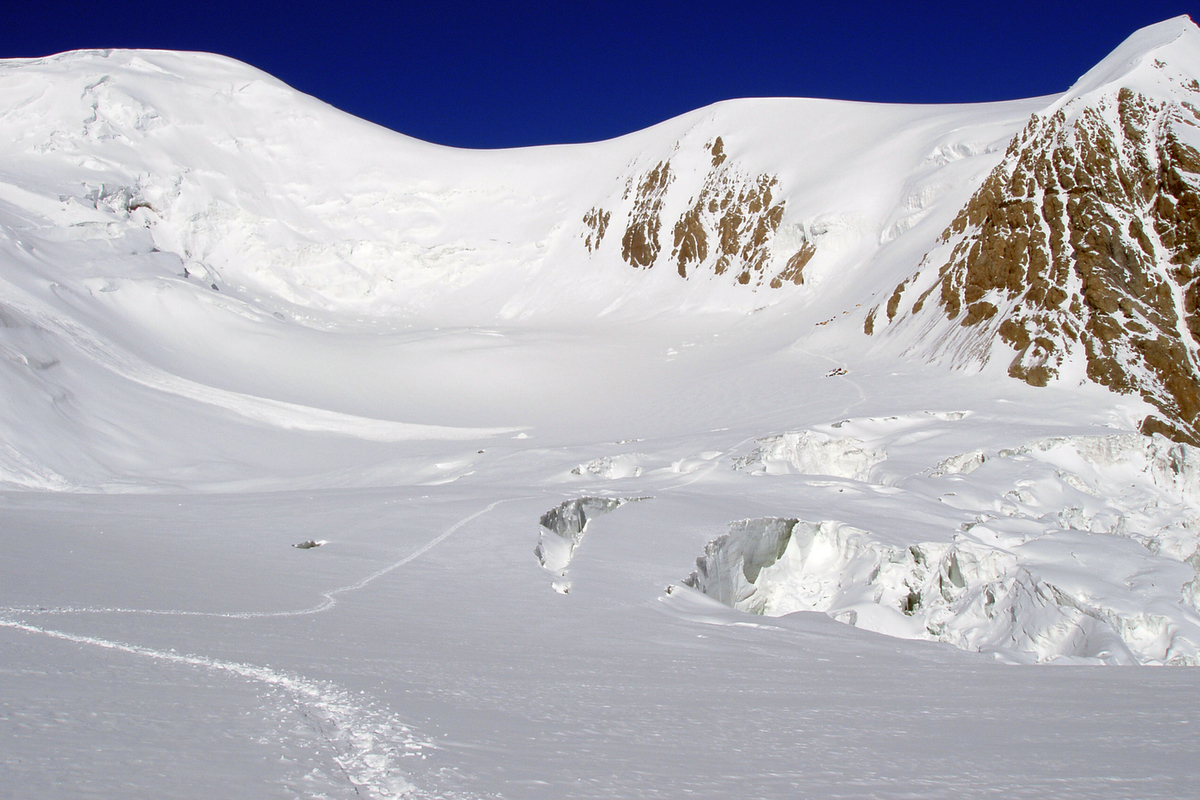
[3,16,1200,800]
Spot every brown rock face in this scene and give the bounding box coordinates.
[882,77,1200,445]
[671,139,788,285]
[621,161,672,268]
[581,207,610,253]
[587,137,814,287]
[770,243,816,289]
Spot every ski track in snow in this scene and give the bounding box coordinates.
[0,617,427,798]
[7,496,526,621]
[0,498,527,799]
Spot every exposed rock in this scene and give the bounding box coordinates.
[769,242,815,288]
[862,306,877,336]
[880,71,1200,445]
[670,161,786,285]
[620,161,671,268]
[581,206,610,252]
[709,135,727,167]
[593,137,814,288]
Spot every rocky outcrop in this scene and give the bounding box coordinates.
[878,65,1200,444]
[669,139,789,284]
[581,207,610,253]
[584,137,815,288]
[620,161,672,267]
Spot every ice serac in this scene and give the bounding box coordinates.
[684,431,1200,665]
[732,431,885,480]
[534,497,626,593]
[684,517,1148,665]
[875,16,1200,445]
[683,517,799,613]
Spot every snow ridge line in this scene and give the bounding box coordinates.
[6,496,532,620]
[0,616,424,798]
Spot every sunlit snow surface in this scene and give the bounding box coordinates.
[4,19,1200,800]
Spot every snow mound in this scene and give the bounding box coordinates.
[981,433,1200,572]
[927,449,987,477]
[999,433,1200,508]
[571,454,645,479]
[732,431,885,480]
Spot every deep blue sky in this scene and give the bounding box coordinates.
[6,1,1198,148]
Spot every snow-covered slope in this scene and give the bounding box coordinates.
[875,17,1200,444]
[0,49,1036,321]
[4,17,1200,800]
[0,42,1051,489]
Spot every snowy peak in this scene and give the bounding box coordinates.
[1060,15,1200,104]
[0,43,1041,326]
[2,19,1199,494]
[873,16,1200,446]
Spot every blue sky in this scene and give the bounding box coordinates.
[6,1,1198,148]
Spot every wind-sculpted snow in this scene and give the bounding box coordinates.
[686,432,1200,664]
[732,431,886,480]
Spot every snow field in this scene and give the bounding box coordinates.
[5,485,1200,798]
[3,18,1200,799]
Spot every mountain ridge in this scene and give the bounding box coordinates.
[0,18,1196,490]
[872,14,1200,445]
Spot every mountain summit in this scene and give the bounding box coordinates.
[873,15,1200,444]
[1,19,1199,478]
